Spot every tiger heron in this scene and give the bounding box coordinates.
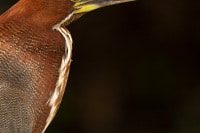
[0,0,134,132]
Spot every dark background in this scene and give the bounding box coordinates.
[1,0,200,133]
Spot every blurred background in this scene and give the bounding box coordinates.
[1,0,200,133]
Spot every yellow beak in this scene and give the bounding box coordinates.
[72,0,135,14]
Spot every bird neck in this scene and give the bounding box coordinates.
[0,0,75,29]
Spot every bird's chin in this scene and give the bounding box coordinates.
[63,13,84,26]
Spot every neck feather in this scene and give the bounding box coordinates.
[0,0,75,28]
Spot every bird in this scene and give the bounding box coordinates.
[0,0,134,132]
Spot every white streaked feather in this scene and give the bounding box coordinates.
[42,12,74,133]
